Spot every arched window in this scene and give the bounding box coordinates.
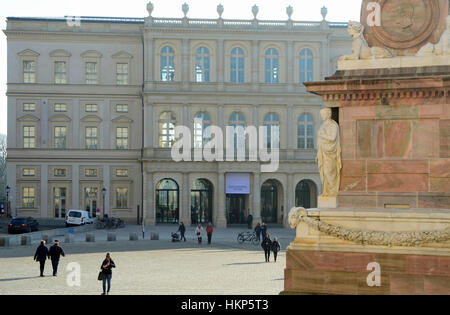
[195,47,210,82]
[263,113,280,149]
[228,112,246,150]
[230,47,245,83]
[160,46,175,82]
[299,49,314,84]
[194,112,211,149]
[156,179,179,224]
[265,48,279,84]
[191,179,213,224]
[297,113,314,149]
[159,112,176,148]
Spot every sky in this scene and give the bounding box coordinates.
[0,0,362,136]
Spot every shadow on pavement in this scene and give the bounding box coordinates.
[0,276,41,282]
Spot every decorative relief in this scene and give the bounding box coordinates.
[417,16,450,56]
[289,207,450,247]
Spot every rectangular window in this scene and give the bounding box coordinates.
[116,188,128,208]
[54,61,67,84]
[54,103,67,112]
[23,168,36,177]
[23,187,35,208]
[116,127,128,150]
[85,127,98,149]
[116,104,129,113]
[23,103,36,112]
[23,126,36,148]
[85,168,98,177]
[116,169,129,177]
[23,61,36,83]
[116,63,129,85]
[54,126,67,149]
[85,62,98,84]
[54,168,67,177]
[85,104,98,113]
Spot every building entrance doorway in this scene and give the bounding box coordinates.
[156,179,179,224]
[53,187,66,218]
[191,179,213,225]
[226,194,246,224]
[261,179,281,223]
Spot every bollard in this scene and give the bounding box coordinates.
[129,232,138,241]
[64,234,74,243]
[107,233,117,242]
[0,237,10,247]
[86,233,95,242]
[21,235,32,246]
[151,232,159,240]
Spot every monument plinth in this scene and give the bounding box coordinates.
[283,0,450,295]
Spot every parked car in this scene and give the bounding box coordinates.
[65,209,94,227]
[8,217,39,234]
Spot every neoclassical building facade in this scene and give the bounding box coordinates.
[5,3,351,227]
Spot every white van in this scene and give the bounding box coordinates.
[65,210,94,227]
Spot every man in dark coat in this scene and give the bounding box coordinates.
[261,233,272,263]
[178,222,186,242]
[49,240,65,276]
[254,223,262,241]
[34,240,49,277]
[247,213,253,230]
[261,223,267,239]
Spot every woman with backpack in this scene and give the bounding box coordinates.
[271,237,281,263]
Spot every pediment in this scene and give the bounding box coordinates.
[49,114,72,122]
[49,49,71,58]
[18,114,40,122]
[18,49,40,57]
[80,115,102,123]
[111,51,133,59]
[81,50,103,58]
[111,115,133,123]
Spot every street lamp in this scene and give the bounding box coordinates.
[102,188,106,218]
[6,186,10,218]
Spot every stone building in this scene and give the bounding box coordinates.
[4,3,351,227]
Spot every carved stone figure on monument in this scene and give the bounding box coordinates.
[316,108,342,200]
[340,21,392,60]
[417,15,450,56]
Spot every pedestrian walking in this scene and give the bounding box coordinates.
[178,222,186,242]
[261,233,272,263]
[100,253,116,295]
[261,223,267,239]
[34,240,49,277]
[49,240,65,276]
[206,222,213,245]
[195,223,203,244]
[254,223,262,241]
[247,213,253,230]
[271,237,281,263]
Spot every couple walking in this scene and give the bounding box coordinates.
[261,234,281,263]
[195,222,214,244]
[34,240,65,277]
[254,222,267,241]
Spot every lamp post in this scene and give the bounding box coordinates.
[102,188,106,218]
[6,186,10,218]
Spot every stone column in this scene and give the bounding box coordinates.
[287,40,294,91]
[40,165,48,218]
[216,171,227,227]
[182,38,190,91]
[143,171,155,225]
[102,100,110,149]
[181,172,191,225]
[251,40,259,91]
[321,38,329,79]
[287,104,295,160]
[72,99,80,149]
[146,36,154,88]
[252,172,261,225]
[286,174,295,227]
[103,165,110,215]
[144,100,154,148]
[217,39,224,91]
[72,164,79,209]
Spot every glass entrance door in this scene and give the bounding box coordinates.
[226,194,246,224]
[54,187,66,218]
[191,179,213,225]
[156,179,179,224]
[261,180,278,223]
[85,187,98,218]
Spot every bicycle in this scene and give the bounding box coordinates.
[237,231,260,245]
